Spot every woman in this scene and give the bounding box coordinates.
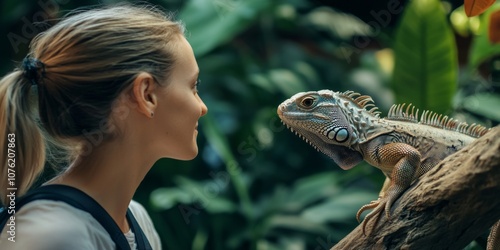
[0,4,207,249]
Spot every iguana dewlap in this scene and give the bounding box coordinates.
[277,89,497,248]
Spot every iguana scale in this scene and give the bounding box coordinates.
[277,89,498,249]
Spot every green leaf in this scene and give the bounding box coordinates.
[269,69,308,97]
[265,215,331,234]
[391,0,458,114]
[469,3,500,70]
[201,114,254,217]
[150,187,192,210]
[450,6,481,37]
[150,177,237,213]
[287,172,341,207]
[203,197,237,213]
[303,7,373,40]
[248,68,310,95]
[179,0,272,57]
[462,93,500,121]
[255,238,305,250]
[300,191,374,223]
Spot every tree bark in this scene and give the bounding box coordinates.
[332,126,500,250]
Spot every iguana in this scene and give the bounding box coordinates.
[277,89,498,249]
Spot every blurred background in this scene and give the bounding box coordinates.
[2,0,500,249]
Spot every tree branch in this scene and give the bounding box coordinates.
[332,126,500,249]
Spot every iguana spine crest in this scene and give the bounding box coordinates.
[387,103,489,138]
[340,91,381,117]
[339,90,489,138]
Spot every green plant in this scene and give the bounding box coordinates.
[391,0,458,114]
[2,0,497,249]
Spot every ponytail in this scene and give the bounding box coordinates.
[0,71,45,206]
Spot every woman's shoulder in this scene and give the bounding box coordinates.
[0,200,114,249]
[128,200,162,250]
[128,199,156,226]
[0,199,161,250]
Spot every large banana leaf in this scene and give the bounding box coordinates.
[391,0,458,114]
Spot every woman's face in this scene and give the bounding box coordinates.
[154,36,208,160]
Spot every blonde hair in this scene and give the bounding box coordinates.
[0,4,185,205]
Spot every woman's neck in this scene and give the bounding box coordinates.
[48,137,156,233]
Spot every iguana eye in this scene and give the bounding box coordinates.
[300,97,315,108]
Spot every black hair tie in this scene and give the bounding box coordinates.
[21,56,45,86]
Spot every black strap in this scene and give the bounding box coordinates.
[127,210,152,250]
[0,185,152,250]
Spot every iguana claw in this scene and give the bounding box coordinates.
[357,198,386,235]
[356,199,380,223]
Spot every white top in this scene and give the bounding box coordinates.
[0,199,162,250]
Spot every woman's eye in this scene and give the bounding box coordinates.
[194,79,201,93]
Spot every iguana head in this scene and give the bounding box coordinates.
[277,90,380,169]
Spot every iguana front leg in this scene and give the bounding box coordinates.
[487,220,500,250]
[358,142,422,233]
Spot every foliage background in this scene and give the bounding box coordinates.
[1,0,499,249]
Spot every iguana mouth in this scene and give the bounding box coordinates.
[278,111,311,121]
[277,103,315,122]
[280,121,321,152]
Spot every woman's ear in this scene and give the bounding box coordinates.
[131,72,157,118]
